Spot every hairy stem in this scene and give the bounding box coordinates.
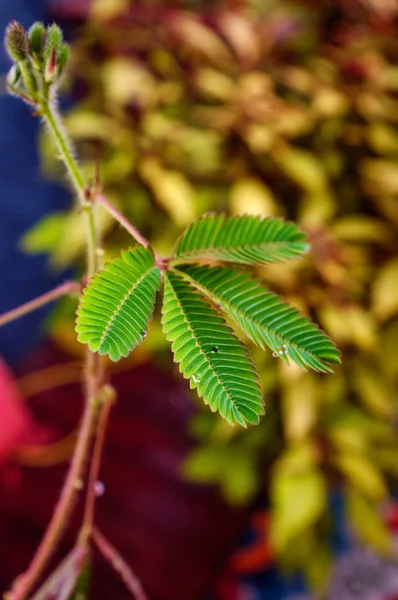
[9,97,103,600]
[92,528,148,600]
[0,281,79,328]
[41,101,85,198]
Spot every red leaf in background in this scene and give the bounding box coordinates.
[0,358,33,464]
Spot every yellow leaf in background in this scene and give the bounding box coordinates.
[91,0,129,21]
[346,487,393,555]
[361,159,398,196]
[274,106,312,137]
[170,14,232,65]
[282,376,317,442]
[64,111,119,142]
[312,86,349,118]
[243,124,275,153]
[275,441,319,476]
[333,453,387,501]
[272,146,329,192]
[332,216,393,244]
[270,470,326,555]
[304,540,331,594]
[374,447,398,477]
[218,12,259,65]
[102,58,156,108]
[367,122,398,155]
[298,191,336,226]
[195,68,235,101]
[319,305,378,350]
[221,455,259,506]
[229,178,278,217]
[347,305,379,350]
[381,321,398,379]
[352,362,395,418]
[327,425,368,453]
[372,258,398,322]
[140,159,195,226]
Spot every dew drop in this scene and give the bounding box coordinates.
[210,346,220,353]
[94,480,105,497]
[192,374,201,384]
[140,329,147,338]
[275,344,289,356]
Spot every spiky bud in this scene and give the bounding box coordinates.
[57,44,71,73]
[4,20,29,62]
[44,23,63,62]
[28,21,45,55]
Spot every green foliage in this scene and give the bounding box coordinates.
[270,470,327,555]
[176,264,340,372]
[76,213,339,426]
[162,269,264,427]
[346,487,393,555]
[172,214,308,265]
[76,246,161,361]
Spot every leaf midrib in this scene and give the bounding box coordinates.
[98,265,156,349]
[176,268,323,365]
[166,273,243,416]
[174,239,305,260]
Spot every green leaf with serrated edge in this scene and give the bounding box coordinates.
[171,214,308,265]
[175,265,341,373]
[76,245,161,362]
[161,270,264,427]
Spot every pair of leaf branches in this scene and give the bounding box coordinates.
[2,19,340,600]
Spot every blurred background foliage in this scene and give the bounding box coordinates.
[23,0,398,591]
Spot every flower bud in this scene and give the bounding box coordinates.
[57,44,71,73]
[44,23,63,62]
[28,21,45,55]
[44,47,57,83]
[4,20,29,62]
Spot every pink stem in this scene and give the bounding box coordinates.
[92,528,148,600]
[96,194,149,248]
[0,281,80,328]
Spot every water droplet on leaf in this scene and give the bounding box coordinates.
[210,346,220,353]
[140,329,147,338]
[192,374,201,384]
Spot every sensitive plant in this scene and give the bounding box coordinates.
[1,20,339,599]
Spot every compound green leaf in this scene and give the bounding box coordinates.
[76,245,161,361]
[161,270,264,426]
[172,214,308,265]
[176,264,341,373]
